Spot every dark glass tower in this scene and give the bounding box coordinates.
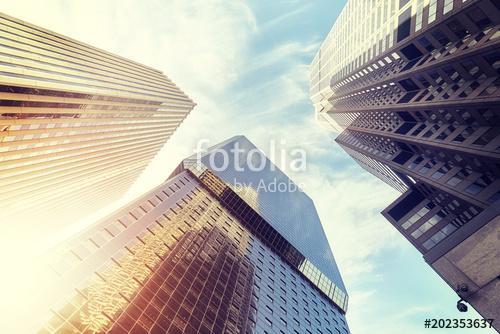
[35,136,349,334]
[311,0,499,329]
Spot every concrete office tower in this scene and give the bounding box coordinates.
[0,13,195,231]
[310,0,499,328]
[36,136,349,334]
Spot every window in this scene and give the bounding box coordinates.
[488,191,500,204]
[423,224,453,249]
[431,164,451,179]
[105,221,125,237]
[446,169,471,186]
[392,150,413,165]
[443,0,453,14]
[399,0,410,7]
[465,182,484,195]
[428,0,438,23]
[408,156,424,170]
[90,230,112,247]
[415,0,424,31]
[411,213,443,239]
[465,175,490,195]
[419,162,433,174]
[397,8,412,42]
[401,207,429,229]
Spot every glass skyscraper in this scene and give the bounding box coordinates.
[33,136,349,334]
[311,0,499,329]
[0,12,195,231]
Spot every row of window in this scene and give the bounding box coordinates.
[44,172,350,334]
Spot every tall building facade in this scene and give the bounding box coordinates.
[31,136,349,334]
[0,13,195,230]
[311,0,499,329]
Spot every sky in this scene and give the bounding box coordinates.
[0,1,495,333]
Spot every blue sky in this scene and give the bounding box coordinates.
[1,1,495,333]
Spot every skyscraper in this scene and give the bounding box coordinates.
[311,0,499,328]
[32,136,349,334]
[0,12,195,231]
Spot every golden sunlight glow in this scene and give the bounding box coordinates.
[36,191,210,333]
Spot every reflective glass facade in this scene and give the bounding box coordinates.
[35,137,350,334]
[0,13,195,228]
[178,136,347,295]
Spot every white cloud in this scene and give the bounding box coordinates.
[393,306,435,320]
[258,3,312,31]
[301,166,401,277]
[245,40,320,72]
